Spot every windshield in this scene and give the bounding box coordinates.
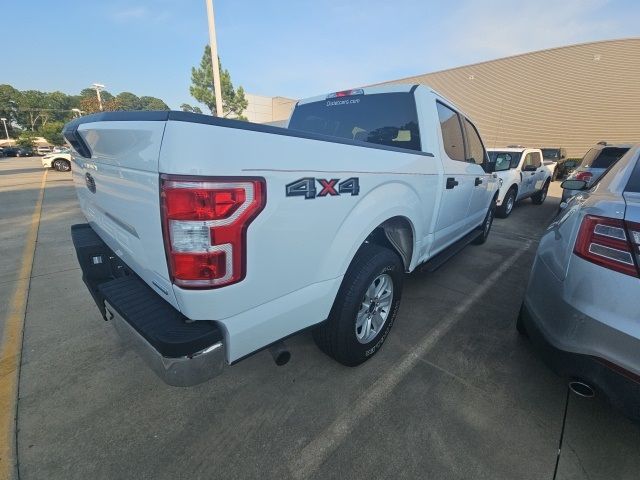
[541,148,560,160]
[489,151,521,171]
[581,147,629,169]
[288,92,421,152]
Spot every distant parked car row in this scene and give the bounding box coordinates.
[0,146,34,157]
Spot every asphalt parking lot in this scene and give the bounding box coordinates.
[1,157,639,479]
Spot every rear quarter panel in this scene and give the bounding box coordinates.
[159,120,441,322]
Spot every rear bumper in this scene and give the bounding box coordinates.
[520,302,640,420]
[71,223,225,387]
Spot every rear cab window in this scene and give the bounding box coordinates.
[288,92,421,152]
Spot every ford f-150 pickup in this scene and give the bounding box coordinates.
[64,84,499,386]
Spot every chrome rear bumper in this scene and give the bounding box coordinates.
[105,301,225,387]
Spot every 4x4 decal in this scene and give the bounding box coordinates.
[286,177,360,199]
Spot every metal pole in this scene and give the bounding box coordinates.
[92,83,105,111]
[205,0,224,117]
[0,118,8,139]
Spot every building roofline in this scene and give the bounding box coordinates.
[373,37,640,85]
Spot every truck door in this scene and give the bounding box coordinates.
[520,152,539,197]
[462,117,492,227]
[432,101,475,252]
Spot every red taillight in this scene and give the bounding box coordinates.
[161,176,266,289]
[574,215,639,277]
[574,171,593,182]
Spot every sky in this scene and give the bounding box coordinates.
[3,0,639,110]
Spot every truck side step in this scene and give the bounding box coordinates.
[420,229,482,272]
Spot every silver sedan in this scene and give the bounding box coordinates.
[519,144,640,419]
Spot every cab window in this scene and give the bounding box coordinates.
[436,102,465,161]
[463,118,487,165]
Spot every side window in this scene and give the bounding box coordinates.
[436,102,465,161]
[522,153,534,169]
[531,152,542,168]
[463,118,486,165]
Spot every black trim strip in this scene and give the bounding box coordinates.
[63,110,434,159]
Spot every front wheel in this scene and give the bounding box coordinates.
[313,243,404,366]
[53,159,71,172]
[496,187,516,218]
[532,180,550,205]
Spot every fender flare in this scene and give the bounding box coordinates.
[316,180,424,281]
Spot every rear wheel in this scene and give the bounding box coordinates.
[532,179,550,205]
[53,159,71,172]
[472,198,496,245]
[313,243,403,366]
[496,187,516,218]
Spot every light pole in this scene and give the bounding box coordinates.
[205,0,224,117]
[0,118,8,139]
[92,83,105,111]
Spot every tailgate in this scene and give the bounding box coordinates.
[65,115,178,307]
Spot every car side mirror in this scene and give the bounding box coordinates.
[561,179,588,190]
[523,164,537,172]
[483,157,496,173]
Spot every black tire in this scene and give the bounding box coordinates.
[532,179,550,205]
[516,303,528,337]
[53,159,71,172]
[313,243,403,366]
[472,197,496,245]
[496,187,517,218]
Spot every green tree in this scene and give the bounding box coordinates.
[180,103,203,114]
[139,96,169,110]
[189,45,248,119]
[39,121,65,145]
[0,84,21,137]
[16,131,36,148]
[115,92,141,110]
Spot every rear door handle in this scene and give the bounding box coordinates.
[446,177,459,189]
[475,177,483,186]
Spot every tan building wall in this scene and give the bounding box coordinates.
[375,38,640,158]
[244,93,296,124]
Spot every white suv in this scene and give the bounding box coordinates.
[488,147,552,217]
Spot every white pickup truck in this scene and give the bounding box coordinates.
[64,84,499,386]
[487,147,552,218]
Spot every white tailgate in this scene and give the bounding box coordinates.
[72,120,179,307]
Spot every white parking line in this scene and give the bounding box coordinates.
[289,240,532,479]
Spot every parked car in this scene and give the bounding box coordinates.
[487,147,552,218]
[64,84,500,386]
[1,146,33,157]
[518,145,640,419]
[0,147,5,157]
[36,145,52,156]
[541,147,566,179]
[41,151,72,171]
[52,146,68,153]
[561,143,631,203]
[554,157,582,181]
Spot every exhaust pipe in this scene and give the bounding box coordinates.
[268,341,291,366]
[568,380,595,398]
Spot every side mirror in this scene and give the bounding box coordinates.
[483,158,496,173]
[523,164,537,172]
[561,179,587,190]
